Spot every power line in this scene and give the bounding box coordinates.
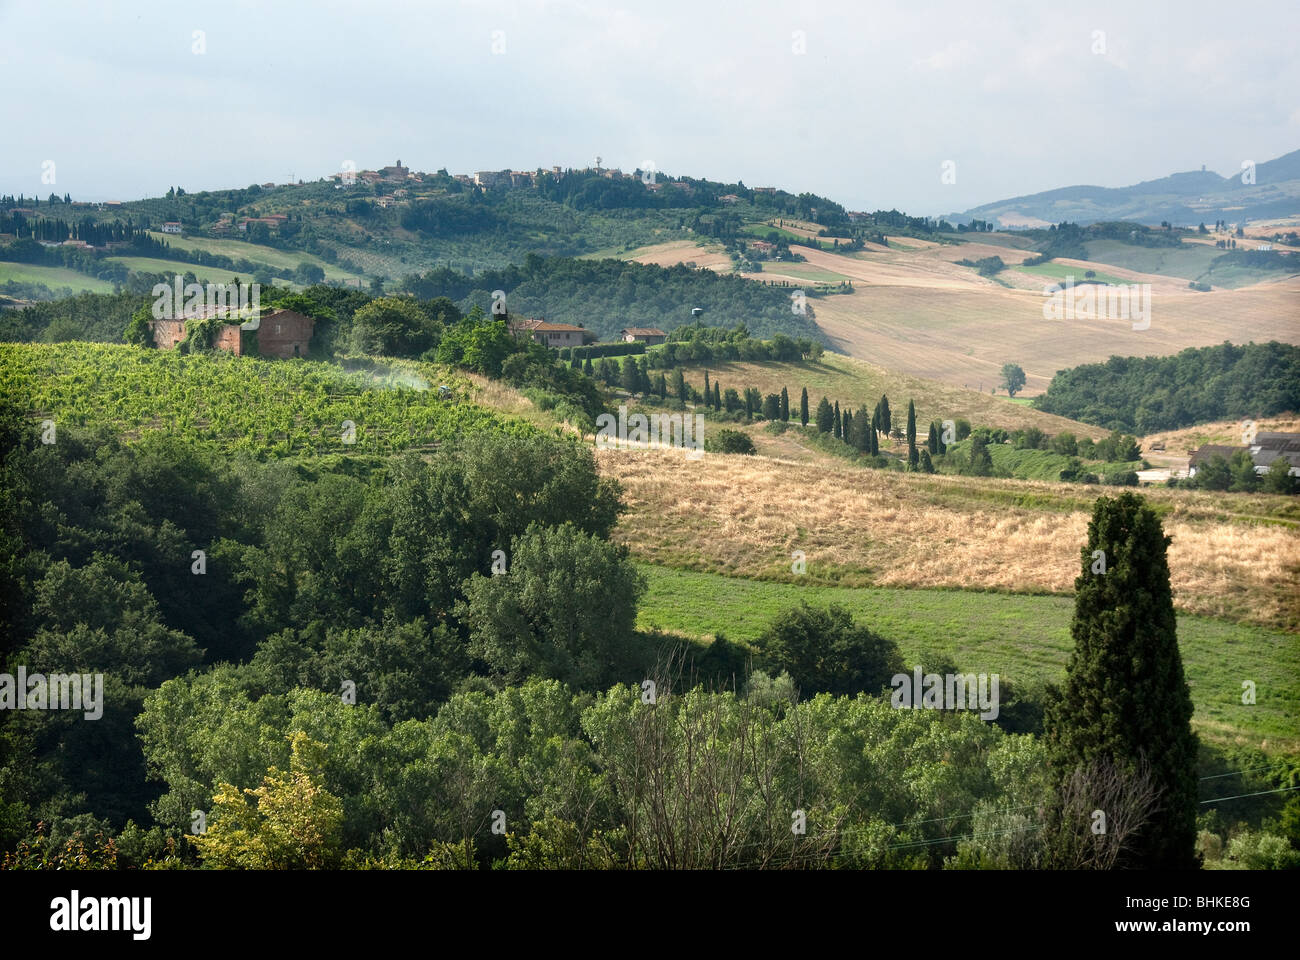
[1200,785,1300,804]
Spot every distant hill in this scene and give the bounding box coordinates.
[953,149,1300,228]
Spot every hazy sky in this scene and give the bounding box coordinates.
[2,0,1296,215]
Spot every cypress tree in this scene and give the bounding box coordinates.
[853,406,871,451]
[672,368,686,401]
[620,356,639,393]
[815,396,833,433]
[1044,492,1198,869]
[879,395,891,435]
[704,369,711,403]
[908,440,918,469]
[927,421,938,454]
[800,387,809,427]
[713,382,721,410]
[841,410,852,443]
[869,420,878,455]
[906,400,916,446]
[833,401,841,439]
[780,387,790,422]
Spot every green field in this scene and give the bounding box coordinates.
[636,564,1300,751]
[755,261,851,282]
[1011,261,1130,286]
[942,438,1141,482]
[0,262,116,295]
[105,255,297,286]
[1081,239,1226,284]
[146,232,362,281]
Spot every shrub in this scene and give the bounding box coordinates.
[706,428,756,455]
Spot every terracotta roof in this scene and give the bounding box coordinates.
[620,327,666,337]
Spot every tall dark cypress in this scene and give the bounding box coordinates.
[833,401,841,439]
[906,400,916,446]
[841,410,852,443]
[1044,492,1199,869]
[800,388,809,427]
[713,382,721,410]
[815,396,833,433]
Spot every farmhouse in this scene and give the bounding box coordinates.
[161,222,182,234]
[1187,444,1245,477]
[1187,433,1300,477]
[508,317,595,349]
[149,308,315,358]
[1249,432,1300,476]
[619,327,667,345]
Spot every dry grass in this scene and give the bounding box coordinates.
[811,276,1300,396]
[767,238,1300,395]
[597,445,1300,631]
[626,239,734,272]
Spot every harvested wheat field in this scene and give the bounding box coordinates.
[811,275,1300,395]
[626,239,734,272]
[597,445,1300,631]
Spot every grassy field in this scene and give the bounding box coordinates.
[146,232,362,281]
[1010,261,1130,286]
[672,353,1111,439]
[635,564,1300,753]
[597,444,1300,631]
[105,256,293,286]
[940,439,1141,482]
[750,261,851,282]
[0,262,116,294]
[1078,239,1297,288]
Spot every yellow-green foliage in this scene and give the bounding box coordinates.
[191,732,344,870]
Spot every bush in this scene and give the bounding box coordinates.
[706,428,756,455]
[758,602,903,698]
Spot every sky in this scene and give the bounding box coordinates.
[2,0,1297,215]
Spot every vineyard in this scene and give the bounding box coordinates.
[0,342,538,458]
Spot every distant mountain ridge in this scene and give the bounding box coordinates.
[953,149,1300,228]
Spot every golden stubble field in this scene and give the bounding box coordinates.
[596,445,1300,631]
[629,237,1299,395]
[810,274,1300,396]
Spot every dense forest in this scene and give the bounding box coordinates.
[1033,341,1300,434]
[398,255,827,342]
